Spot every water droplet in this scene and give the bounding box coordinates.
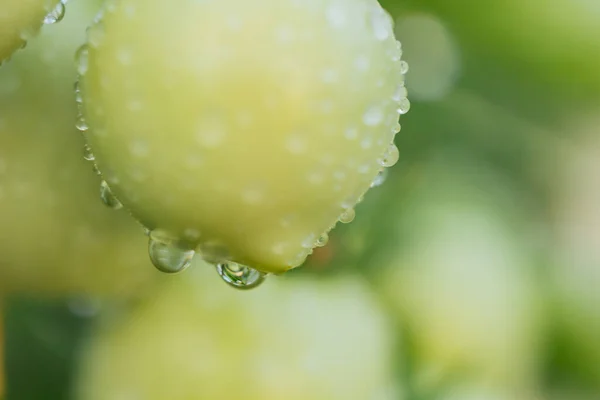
[344,127,358,140]
[397,98,411,115]
[74,81,83,104]
[392,84,408,102]
[392,123,402,134]
[326,4,346,28]
[363,106,383,126]
[316,233,329,247]
[339,208,356,224]
[75,45,89,76]
[400,60,409,75]
[148,231,195,274]
[371,169,389,188]
[76,115,88,132]
[354,55,370,72]
[44,2,66,24]
[379,144,400,168]
[371,7,391,41]
[83,144,95,161]
[216,262,266,290]
[99,180,122,210]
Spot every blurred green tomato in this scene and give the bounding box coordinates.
[76,265,398,400]
[0,0,62,63]
[552,128,600,385]
[379,159,543,391]
[0,0,158,296]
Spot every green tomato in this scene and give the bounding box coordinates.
[0,0,157,296]
[76,266,398,400]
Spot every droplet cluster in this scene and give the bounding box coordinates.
[76,0,410,289]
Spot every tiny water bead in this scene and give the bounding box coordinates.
[43,2,66,25]
[379,144,400,168]
[339,208,356,224]
[75,44,89,75]
[397,98,411,115]
[99,180,122,210]
[148,231,195,274]
[76,115,88,132]
[216,262,266,290]
[316,233,329,248]
[371,169,389,188]
[83,144,95,161]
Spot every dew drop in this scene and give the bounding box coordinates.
[392,84,408,102]
[148,231,195,274]
[99,180,122,210]
[75,45,89,76]
[44,2,66,24]
[316,233,329,247]
[326,4,346,28]
[74,81,83,104]
[400,60,410,75]
[363,106,383,126]
[339,208,356,224]
[83,144,95,161]
[397,98,411,115]
[371,7,391,41]
[371,169,389,188]
[379,144,400,168]
[216,262,266,290]
[75,115,88,132]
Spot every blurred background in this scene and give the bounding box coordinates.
[1,0,599,399]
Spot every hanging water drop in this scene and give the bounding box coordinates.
[216,262,266,290]
[148,231,195,274]
[379,144,400,168]
[44,2,66,24]
[99,180,123,209]
[371,169,389,188]
[339,208,356,224]
[83,144,95,161]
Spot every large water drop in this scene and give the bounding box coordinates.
[44,2,66,24]
[148,231,195,274]
[216,262,266,290]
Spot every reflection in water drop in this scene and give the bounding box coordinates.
[216,262,266,290]
[148,231,195,274]
[44,2,66,24]
[99,180,122,210]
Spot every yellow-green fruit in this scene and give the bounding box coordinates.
[379,161,542,390]
[0,0,62,63]
[76,265,397,400]
[79,0,408,274]
[0,0,157,296]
